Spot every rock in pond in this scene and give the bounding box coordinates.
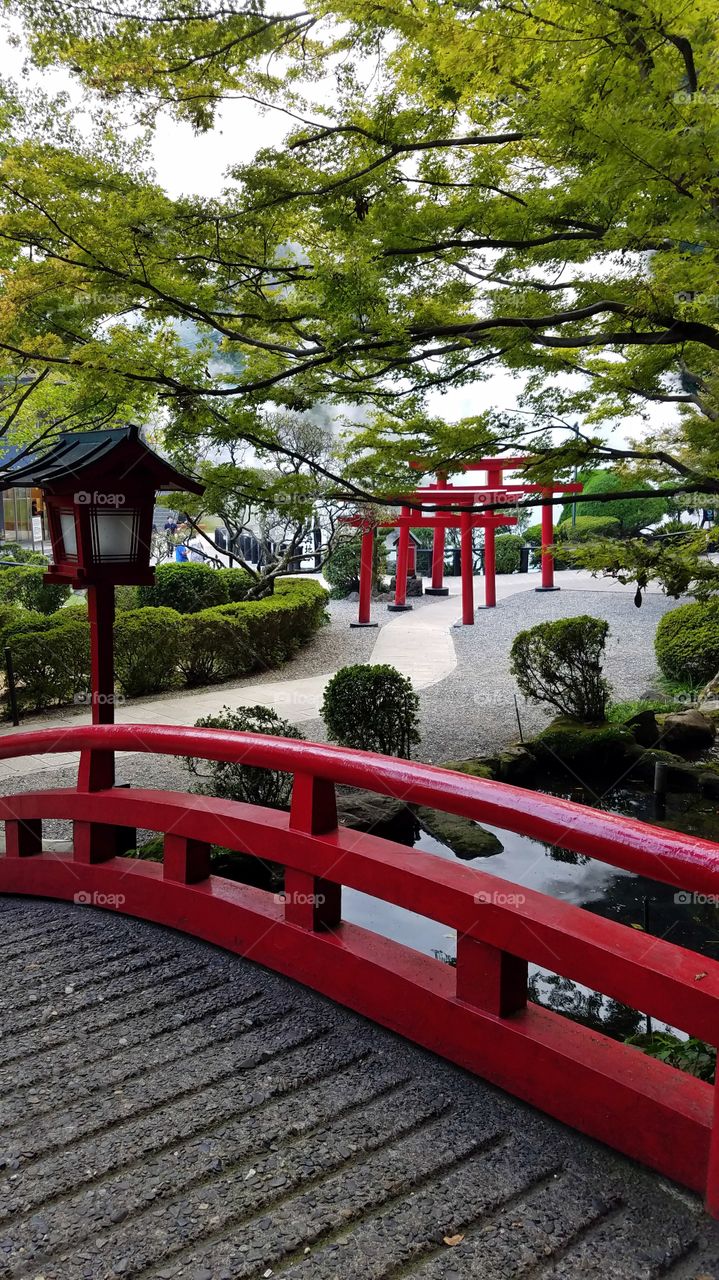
[414,807,503,859]
[657,709,716,752]
[336,789,418,844]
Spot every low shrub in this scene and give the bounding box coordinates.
[114,607,181,697]
[493,533,523,574]
[178,608,251,685]
[324,533,386,597]
[186,704,305,808]
[216,567,255,602]
[655,599,719,685]
[114,584,139,611]
[321,663,421,758]
[138,562,227,613]
[510,615,611,721]
[0,542,47,565]
[7,618,91,713]
[556,515,622,542]
[0,565,71,614]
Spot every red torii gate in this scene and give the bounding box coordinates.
[342,508,516,627]
[341,458,582,627]
[409,457,583,618]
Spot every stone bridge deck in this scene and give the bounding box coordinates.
[2,898,718,1280]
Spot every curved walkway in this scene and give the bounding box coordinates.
[1,897,718,1279]
[0,569,668,781]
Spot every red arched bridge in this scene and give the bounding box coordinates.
[1,721,718,1235]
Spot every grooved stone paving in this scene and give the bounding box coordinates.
[0,899,718,1280]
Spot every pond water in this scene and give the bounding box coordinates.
[341,781,719,1038]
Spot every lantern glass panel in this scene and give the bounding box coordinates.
[90,508,141,563]
[59,510,78,558]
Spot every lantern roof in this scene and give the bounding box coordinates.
[0,425,203,496]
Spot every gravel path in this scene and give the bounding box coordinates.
[0,897,717,1279]
[418,587,681,763]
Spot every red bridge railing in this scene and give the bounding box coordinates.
[0,723,718,1213]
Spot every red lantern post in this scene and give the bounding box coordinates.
[1,427,204,791]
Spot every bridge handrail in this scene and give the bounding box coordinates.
[1,722,718,893]
[0,722,718,1215]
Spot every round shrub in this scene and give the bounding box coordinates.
[0,565,71,614]
[216,567,255,602]
[114,607,181,697]
[321,663,420,758]
[0,543,47,565]
[556,515,622,542]
[324,533,386,597]
[138,562,228,613]
[178,608,251,685]
[510,615,611,722]
[186,704,305,809]
[655,600,719,685]
[493,533,523,574]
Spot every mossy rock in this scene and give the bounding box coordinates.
[495,745,537,784]
[441,759,496,780]
[415,807,503,859]
[528,718,639,779]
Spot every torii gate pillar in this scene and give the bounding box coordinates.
[460,510,474,624]
[350,523,379,628]
[388,507,413,612]
[536,490,560,592]
[425,470,449,597]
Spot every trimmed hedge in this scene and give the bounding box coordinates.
[138,562,228,613]
[6,618,91,712]
[655,600,719,686]
[1,576,329,714]
[556,515,622,542]
[0,565,71,614]
[114,607,182,697]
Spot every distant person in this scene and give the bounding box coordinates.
[188,536,205,563]
[164,516,178,536]
[175,543,189,563]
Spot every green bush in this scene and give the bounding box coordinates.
[324,533,386,597]
[178,608,251,685]
[556,515,622,542]
[216,567,255,602]
[493,533,523,574]
[523,523,543,547]
[0,542,47,565]
[0,565,71,614]
[655,599,719,685]
[114,584,140,611]
[562,469,668,535]
[186,704,305,809]
[321,663,420,758]
[510,615,611,721]
[6,618,91,713]
[138,562,228,613]
[114,607,181,697]
[0,576,328,711]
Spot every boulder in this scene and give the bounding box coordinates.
[388,575,424,597]
[415,807,503,859]
[527,718,639,780]
[441,759,495,780]
[626,709,661,747]
[657,709,715,752]
[336,789,418,845]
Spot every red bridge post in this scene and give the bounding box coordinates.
[455,931,527,1017]
[286,772,342,931]
[708,1082,719,1216]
